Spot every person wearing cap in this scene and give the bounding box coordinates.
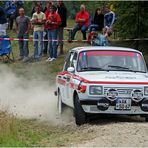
[46,5,61,62]
[71,4,90,40]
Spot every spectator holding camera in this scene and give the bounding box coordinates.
[92,27,112,46]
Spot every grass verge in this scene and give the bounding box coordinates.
[0,111,97,147]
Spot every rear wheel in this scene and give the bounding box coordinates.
[57,91,64,114]
[74,94,86,125]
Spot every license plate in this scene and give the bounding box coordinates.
[116,98,131,110]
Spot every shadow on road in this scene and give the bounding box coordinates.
[88,114,146,125]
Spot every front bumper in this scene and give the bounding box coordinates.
[80,98,148,115]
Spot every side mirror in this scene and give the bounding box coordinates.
[67,67,75,73]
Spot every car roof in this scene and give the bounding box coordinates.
[71,46,142,54]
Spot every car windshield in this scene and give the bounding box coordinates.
[77,50,147,73]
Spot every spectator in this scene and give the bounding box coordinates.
[5,1,17,30]
[16,8,30,62]
[92,27,112,46]
[57,0,67,55]
[71,4,89,40]
[31,5,46,61]
[43,0,54,13]
[104,6,115,29]
[88,8,104,32]
[43,1,53,55]
[46,5,61,62]
[15,0,24,18]
[31,1,43,16]
[0,6,8,36]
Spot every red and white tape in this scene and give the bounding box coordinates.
[114,38,148,41]
[0,37,148,42]
[0,37,88,42]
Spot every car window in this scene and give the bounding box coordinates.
[64,52,74,71]
[77,50,147,73]
[71,52,78,68]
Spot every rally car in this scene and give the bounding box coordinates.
[55,46,148,125]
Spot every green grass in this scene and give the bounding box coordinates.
[0,111,97,147]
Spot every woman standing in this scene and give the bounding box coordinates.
[46,5,61,62]
[88,8,104,32]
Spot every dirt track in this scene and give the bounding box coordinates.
[76,116,148,147]
[57,110,148,147]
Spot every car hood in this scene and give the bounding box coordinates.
[77,71,148,83]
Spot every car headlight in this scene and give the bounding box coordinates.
[144,87,148,95]
[89,86,102,95]
[131,89,143,102]
[106,88,118,101]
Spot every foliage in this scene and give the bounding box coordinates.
[112,1,148,38]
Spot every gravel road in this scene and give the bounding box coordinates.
[77,115,148,147]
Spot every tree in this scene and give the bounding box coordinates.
[112,1,148,38]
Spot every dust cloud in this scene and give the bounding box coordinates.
[0,64,71,124]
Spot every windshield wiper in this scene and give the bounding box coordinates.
[108,65,146,73]
[108,65,130,70]
[81,67,107,71]
[127,70,146,73]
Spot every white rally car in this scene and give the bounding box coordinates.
[55,46,148,125]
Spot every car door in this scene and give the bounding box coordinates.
[68,52,78,105]
[62,52,75,105]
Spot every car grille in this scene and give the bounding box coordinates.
[104,87,143,97]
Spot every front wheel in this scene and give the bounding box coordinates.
[74,94,87,125]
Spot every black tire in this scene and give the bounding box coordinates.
[74,94,86,125]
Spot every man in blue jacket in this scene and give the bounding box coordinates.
[5,1,17,30]
[104,6,115,29]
